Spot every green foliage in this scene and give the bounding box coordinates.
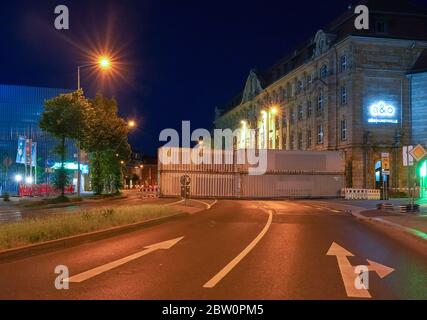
[39,91,131,196]
[82,94,131,195]
[40,90,91,196]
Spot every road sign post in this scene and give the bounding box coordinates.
[408,144,427,209]
[381,153,390,200]
[180,174,191,201]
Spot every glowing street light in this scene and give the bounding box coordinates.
[98,56,111,70]
[128,120,136,129]
[14,174,23,183]
[25,176,33,185]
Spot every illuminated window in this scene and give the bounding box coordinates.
[341,119,347,141]
[317,125,324,144]
[341,86,347,105]
[317,91,324,113]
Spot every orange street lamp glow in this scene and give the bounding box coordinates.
[99,56,111,70]
[271,107,278,115]
[128,120,136,128]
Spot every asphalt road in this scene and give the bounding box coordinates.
[0,200,426,300]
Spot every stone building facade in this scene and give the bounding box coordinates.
[214,0,427,190]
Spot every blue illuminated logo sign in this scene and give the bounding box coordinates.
[368,101,398,124]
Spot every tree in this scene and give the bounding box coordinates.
[81,94,131,195]
[39,90,91,197]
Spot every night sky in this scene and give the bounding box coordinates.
[1,0,427,156]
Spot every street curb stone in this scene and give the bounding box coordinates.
[0,211,187,262]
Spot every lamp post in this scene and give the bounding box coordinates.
[76,56,111,197]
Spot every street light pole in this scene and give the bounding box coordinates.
[75,57,111,197]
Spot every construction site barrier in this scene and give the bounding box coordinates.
[343,188,381,200]
[18,184,75,197]
[140,185,159,199]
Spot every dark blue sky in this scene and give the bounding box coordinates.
[1,0,426,155]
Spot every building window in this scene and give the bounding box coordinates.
[298,132,303,150]
[290,108,295,124]
[307,129,312,149]
[298,105,304,121]
[341,119,348,141]
[340,55,347,72]
[320,64,328,79]
[306,100,312,118]
[290,133,295,150]
[375,20,388,34]
[340,86,347,105]
[317,125,324,144]
[298,80,304,93]
[317,91,324,114]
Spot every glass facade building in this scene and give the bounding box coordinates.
[0,85,76,194]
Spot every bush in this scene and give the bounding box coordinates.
[2,192,10,202]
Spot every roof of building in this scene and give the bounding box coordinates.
[217,0,427,117]
[410,49,427,74]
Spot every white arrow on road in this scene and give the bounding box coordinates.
[65,237,184,283]
[327,242,394,298]
[367,259,395,279]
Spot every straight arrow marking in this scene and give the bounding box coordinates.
[203,209,273,289]
[327,242,371,298]
[65,237,184,283]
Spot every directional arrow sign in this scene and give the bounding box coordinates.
[327,242,394,299]
[65,237,184,283]
[367,259,395,279]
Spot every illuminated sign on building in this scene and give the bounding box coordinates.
[368,101,398,124]
[52,162,89,174]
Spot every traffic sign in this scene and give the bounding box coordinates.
[381,153,390,173]
[180,175,191,186]
[409,144,427,162]
[403,146,414,167]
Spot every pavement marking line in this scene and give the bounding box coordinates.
[203,209,273,289]
[327,242,371,299]
[65,237,184,283]
[190,199,218,210]
[166,199,185,206]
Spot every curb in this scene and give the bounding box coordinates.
[0,211,187,263]
[339,205,427,242]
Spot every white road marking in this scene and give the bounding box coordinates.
[203,208,273,289]
[190,199,217,210]
[166,199,185,206]
[327,242,371,298]
[367,259,395,279]
[65,237,184,283]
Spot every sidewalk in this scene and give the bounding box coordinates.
[318,198,427,239]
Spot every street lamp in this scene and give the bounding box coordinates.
[76,55,112,198]
[128,120,136,129]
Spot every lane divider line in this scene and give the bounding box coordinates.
[190,199,218,210]
[203,208,273,289]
